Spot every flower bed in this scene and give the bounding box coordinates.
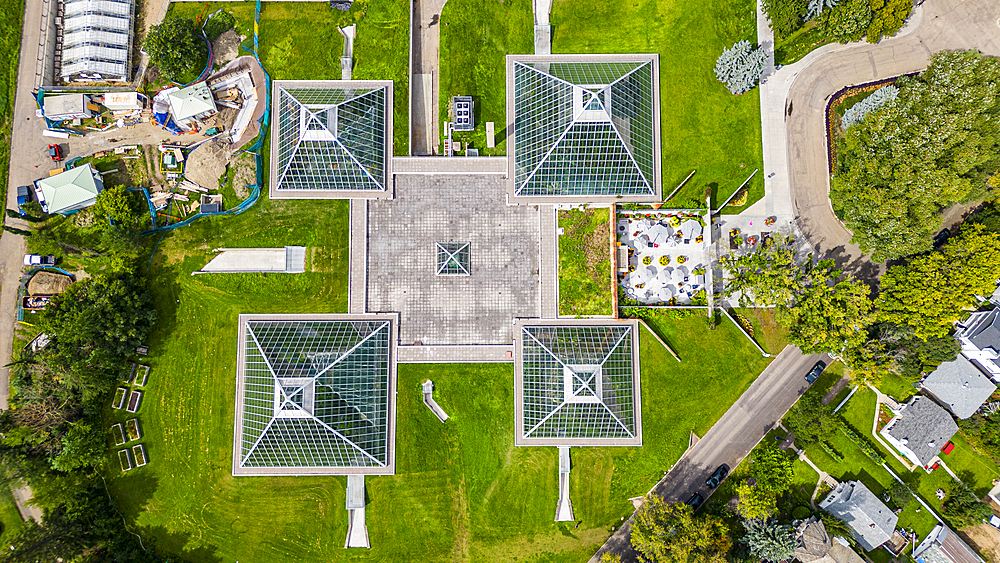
[642,256,652,266]
[659,255,670,266]
[111,423,126,446]
[126,418,142,442]
[126,390,143,413]
[132,444,147,468]
[876,404,894,431]
[118,449,132,472]
[135,365,150,387]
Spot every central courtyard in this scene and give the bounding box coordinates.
[367,174,542,345]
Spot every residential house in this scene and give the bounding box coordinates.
[794,517,866,563]
[818,481,897,552]
[913,524,984,563]
[922,356,996,419]
[880,396,958,469]
[32,164,104,215]
[167,82,218,130]
[43,94,97,121]
[956,308,1000,380]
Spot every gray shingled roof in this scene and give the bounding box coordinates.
[819,481,897,552]
[923,356,996,419]
[887,396,958,466]
[961,308,1000,372]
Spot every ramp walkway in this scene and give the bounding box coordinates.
[422,380,449,422]
[194,246,305,274]
[556,446,574,521]
[345,475,370,548]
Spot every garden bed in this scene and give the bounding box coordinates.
[135,365,150,387]
[877,403,894,431]
[126,390,143,413]
[126,418,142,442]
[111,423,126,446]
[121,363,136,384]
[118,449,132,472]
[112,387,127,410]
[132,444,147,468]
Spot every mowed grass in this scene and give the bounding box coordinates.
[558,207,613,316]
[0,485,26,546]
[438,0,534,155]
[550,0,764,210]
[167,1,409,155]
[0,0,24,227]
[108,241,775,563]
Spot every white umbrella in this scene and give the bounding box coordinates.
[632,266,653,286]
[654,267,672,287]
[655,285,674,301]
[680,219,703,240]
[670,267,689,285]
[648,224,672,246]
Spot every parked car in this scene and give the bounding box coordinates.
[47,144,64,162]
[805,361,827,383]
[932,228,950,248]
[705,464,730,489]
[685,492,704,510]
[16,185,30,216]
[23,254,55,266]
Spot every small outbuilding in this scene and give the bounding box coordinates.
[102,91,145,111]
[167,82,218,129]
[33,164,104,215]
[43,94,97,121]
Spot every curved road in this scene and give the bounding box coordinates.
[786,0,1000,274]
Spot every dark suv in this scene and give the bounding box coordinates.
[685,492,704,510]
[805,361,827,383]
[705,464,730,489]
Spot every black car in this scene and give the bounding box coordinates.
[685,492,704,510]
[705,464,730,489]
[805,360,827,383]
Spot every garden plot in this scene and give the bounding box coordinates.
[618,212,709,305]
[126,390,143,413]
[132,445,147,468]
[125,419,142,442]
[118,449,132,472]
[112,387,127,410]
[111,423,126,446]
[135,365,149,387]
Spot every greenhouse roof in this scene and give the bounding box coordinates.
[233,314,397,475]
[270,80,393,199]
[514,320,642,446]
[506,54,660,201]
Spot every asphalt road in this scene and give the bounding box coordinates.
[589,346,830,563]
[786,0,1000,276]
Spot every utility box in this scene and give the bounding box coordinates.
[452,96,474,131]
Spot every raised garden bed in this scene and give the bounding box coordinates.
[111,423,126,446]
[126,390,143,413]
[118,449,132,471]
[112,387,127,409]
[126,418,142,442]
[135,365,150,387]
[132,444,147,467]
[121,363,136,384]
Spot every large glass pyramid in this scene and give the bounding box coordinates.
[274,84,387,192]
[234,317,394,474]
[517,323,641,444]
[512,58,657,197]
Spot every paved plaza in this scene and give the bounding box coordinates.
[367,174,541,345]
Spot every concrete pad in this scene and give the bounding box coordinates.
[397,344,514,362]
[534,25,551,55]
[392,156,507,174]
[197,247,306,274]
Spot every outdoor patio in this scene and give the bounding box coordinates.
[617,212,708,305]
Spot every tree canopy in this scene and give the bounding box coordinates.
[742,518,797,562]
[631,497,732,563]
[942,484,993,529]
[144,16,206,81]
[832,51,1000,261]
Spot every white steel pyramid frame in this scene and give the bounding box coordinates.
[506,54,661,203]
[233,314,397,476]
[435,242,471,276]
[514,319,642,446]
[269,80,394,200]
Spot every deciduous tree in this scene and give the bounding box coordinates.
[144,16,205,80]
[631,497,731,563]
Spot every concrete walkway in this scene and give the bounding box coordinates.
[776,0,999,274]
[411,0,448,155]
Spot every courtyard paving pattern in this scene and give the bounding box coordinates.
[367,174,540,345]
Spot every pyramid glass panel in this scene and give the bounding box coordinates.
[436,242,471,276]
[516,322,641,445]
[234,316,396,475]
[510,56,658,198]
[273,82,388,194]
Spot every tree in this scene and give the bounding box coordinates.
[820,0,872,42]
[736,481,778,519]
[631,497,731,563]
[761,0,808,39]
[778,270,874,354]
[866,0,913,42]
[887,480,914,509]
[806,0,839,20]
[819,512,852,539]
[832,51,1000,261]
[742,518,796,561]
[719,235,802,307]
[50,423,105,472]
[714,41,768,95]
[748,445,795,495]
[144,16,205,80]
[783,392,840,446]
[942,484,993,529]
[841,86,898,128]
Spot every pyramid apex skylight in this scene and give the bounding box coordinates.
[514,320,642,446]
[506,54,661,202]
[270,80,393,200]
[232,314,397,475]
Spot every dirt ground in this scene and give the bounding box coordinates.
[184,138,231,189]
[212,30,246,67]
[230,152,256,199]
[961,524,1000,562]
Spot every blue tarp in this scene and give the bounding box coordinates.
[153,111,183,134]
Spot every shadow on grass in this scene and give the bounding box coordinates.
[142,524,224,563]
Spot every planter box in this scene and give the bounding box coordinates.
[121,363,136,384]
[118,449,132,471]
[135,365,150,387]
[125,418,142,442]
[111,423,125,446]
[126,390,143,413]
[112,387,127,409]
[132,444,147,467]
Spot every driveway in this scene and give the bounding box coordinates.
[590,346,829,563]
[780,0,1000,275]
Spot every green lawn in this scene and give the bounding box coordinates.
[550,0,764,211]
[0,0,24,228]
[438,0,533,155]
[774,21,834,66]
[0,486,25,547]
[166,2,409,155]
[558,207,613,316]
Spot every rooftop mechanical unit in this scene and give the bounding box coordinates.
[452,96,474,131]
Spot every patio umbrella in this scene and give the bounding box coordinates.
[648,224,672,246]
[680,219,703,240]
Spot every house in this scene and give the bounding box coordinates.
[43,94,97,121]
[880,396,958,468]
[818,481,898,552]
[956,308,1000,379]
[921,356,996,419]
[913,524,984,563]
[32,164,104,215]
[794,517,866,563]
[167,82,218,130]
